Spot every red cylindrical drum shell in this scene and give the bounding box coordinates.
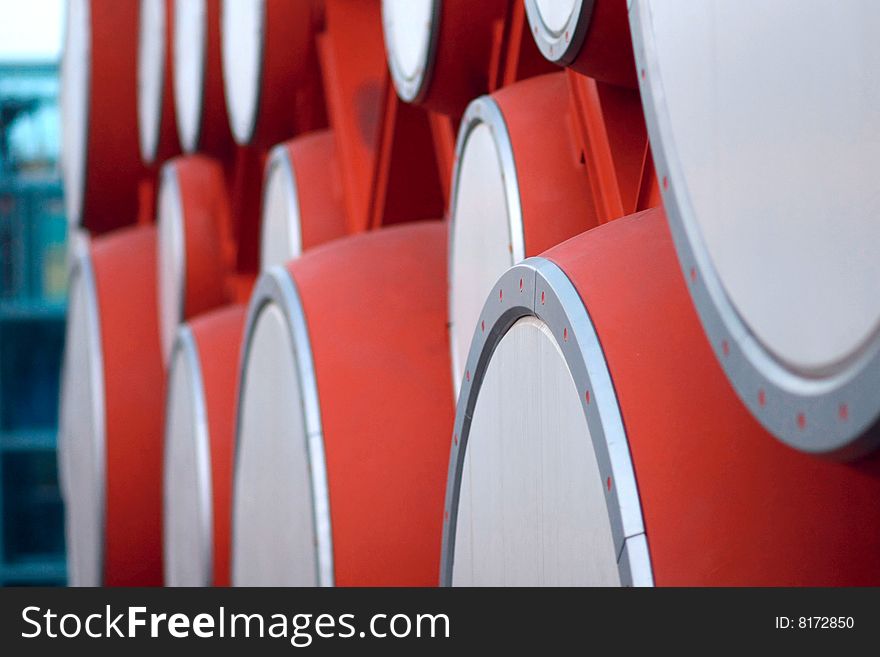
[62,0,146,233]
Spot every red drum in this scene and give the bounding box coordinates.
[59,225,165,586]
[524,0,637,88]
[221,0,325,148]
[442,208,880,586]
[61,0,146,233]
[381,0,508,117]
[232,222,453,585]
[631,0,880,457]
[163,304,246,586]
[173,0,234,156]
[260,131,347,270]
[156,155,236,361]
[448,73,598,395]
[138,0,181,166]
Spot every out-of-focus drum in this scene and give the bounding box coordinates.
[59,225,165,586]
[260,131,347,270]
[62,0,146,233]
[448,73,598,395]
[156,155,236,362]
[173,0,234,156]
[163,304,245,586]
[524,0,637,87]
[221,0,324,148]
[381,0,508,116]
[138,0,181,166]
[630,0,880,457]
[443,208,880,586]
[232,222,453,586]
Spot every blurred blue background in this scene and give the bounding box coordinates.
[0,0,67,586]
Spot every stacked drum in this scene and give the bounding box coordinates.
[58,0,880,588]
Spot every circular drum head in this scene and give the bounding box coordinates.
[222,0,265,145]
[58,254,105,586]
[173,0,207,152]
[163,328,212,586]
[61,0,90,227]
[157,165,186,363]
[138,0,166,164]
[443,261,652,587]
[232,270,331,586]
[260,145,301,270]
[381,0,440,102]
[524,0,588,65]
[454,317,619,586]
[631,0,880,454]
[449,98,524,395]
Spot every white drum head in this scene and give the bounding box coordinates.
[449,98,524,396]
[61,0,90,227]
[232,270,332,586]
[221,0,265,145]
[524,0,588,65]
[260,145,302,270]
[157,164,186,363]
[138,0,166,164]
[173,0,207,152]
[59,253,106,586]
[381,0,439,102]
[163,327,213,586]
[442,261,652,587]
[632,0,880,454]
[453,317,619,586]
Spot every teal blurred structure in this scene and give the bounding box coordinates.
[0,61,67,586]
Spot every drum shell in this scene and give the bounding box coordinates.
[383,0,508,117]
[183,304,246,586]
[524,0,637,88]
[492,72,598,255]
[139,0,182,166]
[89,225,165,585]
[173,0,234,157]
[224,0,324,148]
[234,222,453,585]
[64,0,146,234]
[542,209,880,585]
[261,130,347,268]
